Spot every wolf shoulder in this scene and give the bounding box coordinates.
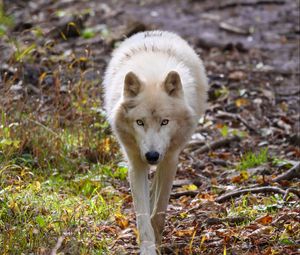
[111,30,206,76]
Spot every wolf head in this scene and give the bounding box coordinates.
[114,71,197,165]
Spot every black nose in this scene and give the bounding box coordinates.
[145,151,160,164]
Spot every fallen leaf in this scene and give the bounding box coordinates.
[256,214,273,225]
[175,228,194,237]
[228,71,246,81]
[235,98,250,108]
[211,177,218,185]
[35,181,41,191]
[248,226,273,238]
[231,171,249,183]
[182,184,198,191]
[198,193,215,201]
[115,213,129,229]
[216,122,225,129]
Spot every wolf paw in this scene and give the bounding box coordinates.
[140,242,157,255]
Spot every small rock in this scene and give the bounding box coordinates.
[10,82,23,92]
[228,71,246,81]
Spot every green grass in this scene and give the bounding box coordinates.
[0,118,125,254]
[0,100,125,253]
[0,160,122,254]
[0,120,125,253]
[237,147,269,171]
[0,4,14,36]
[0,34,125,252]
[227,193,285,219]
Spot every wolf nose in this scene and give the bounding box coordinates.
[145,151,160,164]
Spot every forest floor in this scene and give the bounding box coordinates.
[0,0,299,254]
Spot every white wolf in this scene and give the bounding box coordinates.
[103,31,208,254]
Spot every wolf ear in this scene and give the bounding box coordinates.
[163,71,183,97]
[124,72,142,98]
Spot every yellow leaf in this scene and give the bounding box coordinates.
[67,22,80,34]
[232,171,248,183]
[104,138,111,152]
[35,181,41,191]
[79,57,88,62]
[240,171,249,180]
[115,213,129,229]
[182,184,198,191]
[39,72,47,84]
[180,212,188,219]
[235,98,249,107]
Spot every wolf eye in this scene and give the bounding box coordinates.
[136,119,144,126]
[161,119,169,126]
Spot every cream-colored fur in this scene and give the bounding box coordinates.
[103,31,208,254]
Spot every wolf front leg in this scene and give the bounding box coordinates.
[128,156,157,255]
[150,152,179,246]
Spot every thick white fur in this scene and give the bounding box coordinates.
[103,31,208,254]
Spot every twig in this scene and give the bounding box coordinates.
[204,216,248,226]
[192,136,241,155]
[50,236,65,255]
[273,162,300,182]
[215,186,287,203]
[205,0,285,11]
[184,140,205,151]
[215,111,259,134]
[27,118,61,139]
[219,22,251,35]
[172,178,203,187]
[170,190,199,199]
[283,188,300,201]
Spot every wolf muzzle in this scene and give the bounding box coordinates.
[145,151,160,165]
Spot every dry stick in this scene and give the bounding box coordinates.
[184,140,206,152]
[214,163,300,203]
[215,111,259,134]
[273,162,300,182]
[192,135,241,155]
[210,0,285,10]
[50,236,65,255]
[170,190,199,199]
[215,186,287,203]
[283,188,300,201]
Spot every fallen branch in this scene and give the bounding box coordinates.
[192,136,241,155]
[215,111,259,134]
[283,188,300,201]
[170,190,199,199]
[215,186,286,203]
[273,162,300,182]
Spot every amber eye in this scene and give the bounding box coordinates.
[136,119,144,126]
[161,119,169,126]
